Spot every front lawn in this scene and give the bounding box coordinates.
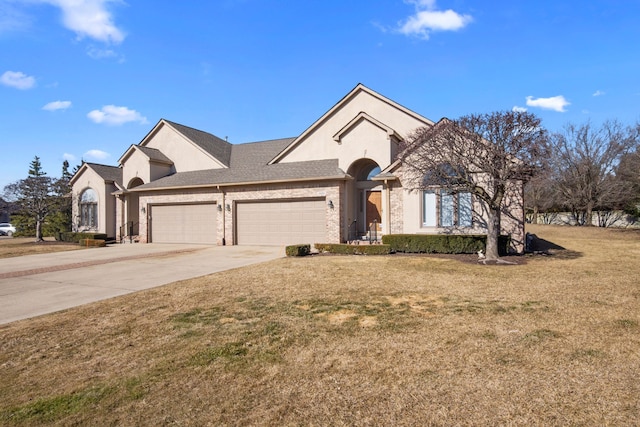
[1,225,639,425]
[0,237,83,259]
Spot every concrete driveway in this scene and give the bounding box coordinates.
[0,244,283,325]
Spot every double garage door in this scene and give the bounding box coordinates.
[236,199,326,246]
[150,199,326,246]
[150,203,217,244]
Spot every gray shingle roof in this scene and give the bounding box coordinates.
[164,120,232,167]
[136,159,345,190]
[135,137,346,190]
[136,146,172,164]
[86,163,122,186]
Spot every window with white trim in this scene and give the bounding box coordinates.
[423,190,472,228]
[79,188,98,228]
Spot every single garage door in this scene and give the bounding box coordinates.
[150,203,217,244]
[236,199,326,246]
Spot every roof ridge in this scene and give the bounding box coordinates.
[163,119,232,167]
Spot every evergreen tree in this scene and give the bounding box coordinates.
[2,156,57,241]
[46,160,74,236]
[28,156,46,177]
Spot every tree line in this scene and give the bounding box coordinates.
[526,120,640,227]
[1,156,77,241]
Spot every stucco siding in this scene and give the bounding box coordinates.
[71,168,111,236]
[143,124,223,172]
[122,149,152,188]
[278,89,430,171]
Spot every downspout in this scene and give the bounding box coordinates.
[384,179,391,235]
[218,185,226,246]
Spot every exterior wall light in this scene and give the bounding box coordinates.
[226,204,231,212]
[141,206,146,214]
[217,204,223,212]
[328,200,334,209]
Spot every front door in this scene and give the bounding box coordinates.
[366,191,382,232]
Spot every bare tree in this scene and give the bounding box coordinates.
[399,111,549,260]
[550,121,638,226]
[617,132,640,216]
[524,173,558,224]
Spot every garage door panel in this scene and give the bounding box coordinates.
[151,204,217,244]
[236,200,326,246]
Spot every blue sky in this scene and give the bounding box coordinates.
[1,0,639,188]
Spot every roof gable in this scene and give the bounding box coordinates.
[137,119,231,169]
[118,145,173,165]
[332,112,403,143]
[163,120,232,167]
[70,162,123,188]
[269,83,434,165]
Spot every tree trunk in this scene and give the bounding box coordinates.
[35,218,44,242]
[485,207,501,260]
[585,203,594,226]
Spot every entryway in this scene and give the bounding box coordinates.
[347,159,383,242]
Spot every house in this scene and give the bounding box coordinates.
[70,84,525,252]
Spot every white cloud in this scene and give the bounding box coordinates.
[63,153,77,162]
[592,90,605,97]
[525,95,570,112]
[41,0,125,44]
[512,106,528,113]
[43,100,72,111]
[87,46,117,59]
[398,0,472,39]
[1,70,36,89]
[84,149,110,160]
[87,105,148,125]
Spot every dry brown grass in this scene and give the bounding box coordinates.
[0,237,82,259]
[1,225,639,426]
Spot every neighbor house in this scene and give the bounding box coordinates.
[70,84,525,252]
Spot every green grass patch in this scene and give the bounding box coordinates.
[523,329,561,343]
[570,349,606,361]
[0,386,113,424]
[191,342,249,366]
[614,318,638,329]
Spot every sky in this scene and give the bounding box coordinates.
[1,0,639,188]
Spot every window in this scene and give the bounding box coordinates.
[423,190,472,228]
[80,188,98,228]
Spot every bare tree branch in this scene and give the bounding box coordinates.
[399,111,549,260]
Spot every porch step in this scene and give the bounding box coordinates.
[347,238,383,245]
[120,235,140,244]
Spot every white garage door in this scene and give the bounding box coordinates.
[151,203,217,244]
[236,199,326,246]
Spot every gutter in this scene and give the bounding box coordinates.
[127,174,352,193]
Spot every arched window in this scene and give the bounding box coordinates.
[366,166,381,181]
[80,188,98,228]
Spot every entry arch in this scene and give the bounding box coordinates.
[346,159,382,241]
[126,177,144,237]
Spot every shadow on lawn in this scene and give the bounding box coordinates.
[526,233,582,260]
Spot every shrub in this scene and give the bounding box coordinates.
[78,239,106,247]
[285,244,311,257]
[314,243,391,255]
[382,234,510,255]
[59,232,108,243]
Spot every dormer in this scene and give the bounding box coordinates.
[119,145,174,188]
